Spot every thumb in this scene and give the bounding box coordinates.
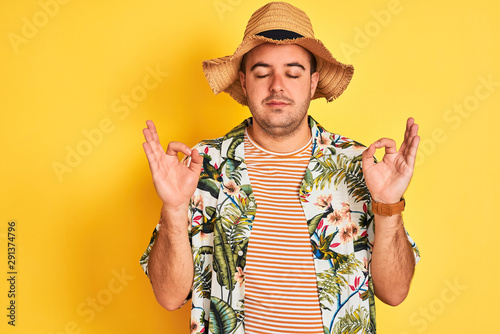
[188,149,203,175]
[361,143,376,171]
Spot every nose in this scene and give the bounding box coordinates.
[269,73,284,93]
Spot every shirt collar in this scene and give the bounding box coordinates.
[220,116,335,161]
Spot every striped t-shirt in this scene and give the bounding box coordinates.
[243,130,324,334]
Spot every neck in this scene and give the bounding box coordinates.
[248,117,311,153]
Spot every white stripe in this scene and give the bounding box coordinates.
[244,133,323,333]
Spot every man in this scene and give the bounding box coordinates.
[140,2,420,333]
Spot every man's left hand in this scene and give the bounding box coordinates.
[361,117,420,204]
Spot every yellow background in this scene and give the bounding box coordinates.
[1,0,498,333]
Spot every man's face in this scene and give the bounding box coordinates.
[239,43,319,139]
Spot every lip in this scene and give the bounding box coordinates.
[266,100,289,106]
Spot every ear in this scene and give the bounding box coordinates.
[310,71,319,98]
[239,71,247,96]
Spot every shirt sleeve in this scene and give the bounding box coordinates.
[138,208,194,306]
[404,226,421,264]
[139,220,161,278]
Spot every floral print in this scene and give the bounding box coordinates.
[315,194,333,208]
[140,117,420,334]
[234,267,245,287]
[222,179,241,196]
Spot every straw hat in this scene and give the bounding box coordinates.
[202,1,354,106]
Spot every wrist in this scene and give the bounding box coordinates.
[160,204,189,226]
[371,198,405,216]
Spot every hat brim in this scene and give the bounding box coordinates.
[202,35,354,106]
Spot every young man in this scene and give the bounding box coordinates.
[140,2,420,333]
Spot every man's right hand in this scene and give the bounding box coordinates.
[142,120,202,310]
[142,120,203,215]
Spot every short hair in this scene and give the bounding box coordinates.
[240,47,317,75]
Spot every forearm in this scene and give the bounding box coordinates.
[148,205,194,311]
[371,213,415,306]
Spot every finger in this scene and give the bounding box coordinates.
[142,126,154,143]
[406,117,415,133]
[142,142,162,176]
[374,138,397,155]
[361,143,376,171]
[146,120,163,146]
[144,121,167,154]
[146,120,158,137]
[402,122,419,157]
[143,128,168,165]
[400,117,415,153]
[143,120,157,143]
[406,135,420,168]
[165,141,193,157]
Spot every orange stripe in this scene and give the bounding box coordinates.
[243,132,323,333]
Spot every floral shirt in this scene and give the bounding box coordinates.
[140,116,420,334]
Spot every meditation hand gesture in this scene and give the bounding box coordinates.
[142,120,203,213]
[361,118,420,204]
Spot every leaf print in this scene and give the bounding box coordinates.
[226,137,244,160]
[311,153,370,203]
[193,261,212,300]
[200,138,223,150]
[219,193,254,244]
[368,278,376,331]
[344,155,370,203]
[311,231,337,260]
[198,246,214,255]
[225,159,241,175]
[202,158,222,181]
[198,177,220,199]
[213,220,236,297]
[359,289,369,301]
[312,156,338,190]
[206,206,216,220]
[327,146,336,155]
[239,185,252,197]
[317,254,362,306]
[209,296,237,334]
[353,235,370,253]
[304,168,313,185]
[357,212,372,230]
[332,306,372,334]
[223,121,247,140]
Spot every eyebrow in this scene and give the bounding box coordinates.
[250,62,306,71]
